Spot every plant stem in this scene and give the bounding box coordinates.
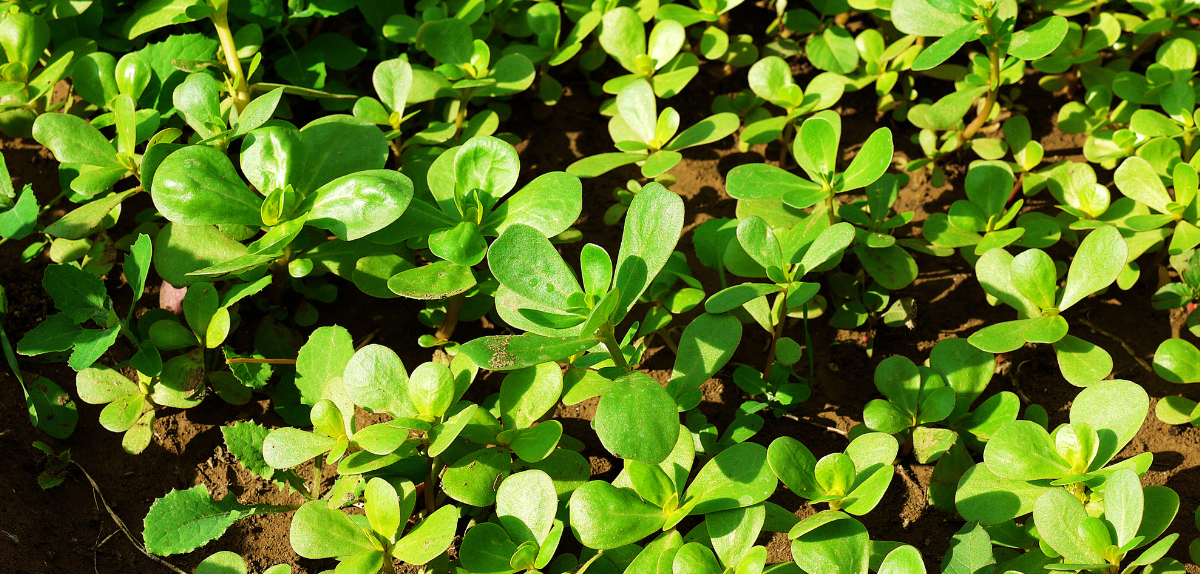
[1128,31,1163,63]
[954,37,1001,149]
[655,328,679,354]
[802,307,816,385]
[761,291,789,384]
[425,456,443,513]
[225,357,297,365]
[435,293,466,341]
[826,192,836,226]
[778,121,794,167]
[311,455,324,500]
[575,550,606,574]
[211,7,250,114]
[601,324,631,372]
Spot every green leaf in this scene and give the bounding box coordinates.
[807,26,859,74]
[1059,225,1127,311]
[69,326,120,371]
[1114,157,1172,215]
[195,552,248,574]
[365,478,401,541]
[954,464,1048,524]
[1052,335,1114,387]
[459,522,516,573]
[598,8,646,73]
[418,18,473,65]
[1070,379,1147,469]
[459,333,597,371]
[304,170,413,241]
[1105,469,1143,548]
[799,116,838,179]
[232,88,285,138]
[854,243,917,290]
[595,371,680,464]
[143,485,255,556]
[726,164,820,201]
[497,470,557,545]
[974,248,1039,318]
[664,113,740,151]
[940,522,993,574]
[489,224,582,311]
[455,135,521,200]
[393,505,459,565]
[983,420,1070,480]
[704,283,782,313]
[43,264,109,324]
[17,314,85,356]
[841,128,893,191]
[125,0,205,39]
[296,115,388,194]
[152,146,263,226]
[261,428,335,469]
[790,515,869,574]
[881,545,926,574]
[154,223,250,286]
[25,376,78,439]
[174,73,223,140]
[125,234,153,303]
[737,216,784,270]
[442,447,511,507]
[709,504,765,568]
[289,500,374,559]
[1008,16,1068,61]
[569,480,666,550]
[1153,339,1200,383]
[1033,488,1103,564]
[891,0,971,37]
[674,542,722,574]
[683,442,776,515]
[566,152,645,178]
[295,326,355,424]
[667,313,742,408]
[1009,249,1057,310]
[912,21,982,71]
[614,182,685,319]
[0,184,37,240]
[409,362,454,419]
[500,362,563,429]
[32,112,120,168]
[373,58,412,115]
[221,421,277,482]
[616,79,657,145]
[388,261,476,300]
[480,171,583,238]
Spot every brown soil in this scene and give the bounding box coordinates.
[3,46,1200,574]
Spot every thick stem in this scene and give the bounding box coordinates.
[310,455,324,500]
[1128,31,1163,63]
[826,192,836,226]
[225,357,298,365]
[435,293,466,341]
[602,325,631,372]
[761,291,789,384]
[576,550,606,574]
[211,8,250,114]
[655,328,679,354]
[425,456,443,513]
[778,121,794,168]
[955,40,1001,149]
[1183,130,1195,163]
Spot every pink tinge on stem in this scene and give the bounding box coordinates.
[160,281,187,314]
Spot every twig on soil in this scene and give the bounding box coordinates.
[782,413,849,436]
[897,463,922,496]
[1078,316,1154,374]
[1,529,16,543]
[355,328,380,350]
[72,462,188,574]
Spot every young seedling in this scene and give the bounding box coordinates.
[148,116,411,287]
[0,5,92,137]
[290,477,459,573]
[923,161,1061,263]
[767,432,898,516]
[1115,157,1200,258]
[1034,468,1179,574]
[383,135,582,341]
[862,339,1015,461]
[968,224,1128,386]
[1,285,77,439]
[726,111,893,225]
[842,174,941,291]
[892,0,1068,153]
[598,7,698,97]
[955,379,1150,525]
[458,470,564,573]
[742,56,844,153]
[459,181,683,372]
[566,79,739,179]
[569,442,776,549]
[520,2,600,105]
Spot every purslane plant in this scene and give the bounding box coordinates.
[768,432,898,516]
[566,79,739,179]
[968,224,1128,386]
[954,379,1151,525]
[597,6,699,97]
